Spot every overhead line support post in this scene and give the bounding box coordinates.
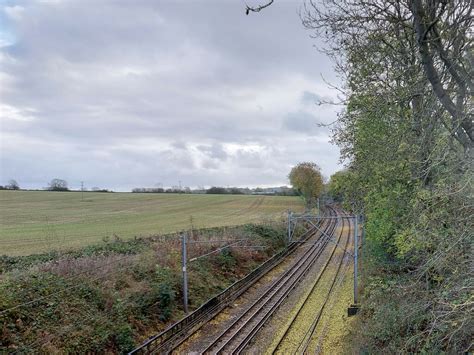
[348,214,360,316]
[181,233,189,314]
[287,210,292,244]
[361,214,365,245]
[354,215,358,304]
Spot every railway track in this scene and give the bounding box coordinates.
[197,207,340,355]
[133,208,329,354]
[268,213,353,354]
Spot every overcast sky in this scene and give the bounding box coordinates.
[0,0,342,191]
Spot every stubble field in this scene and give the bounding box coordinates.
[0,190,303,256]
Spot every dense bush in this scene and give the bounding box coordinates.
[244,224,287,250]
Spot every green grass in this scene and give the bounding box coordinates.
[0,191,303,256]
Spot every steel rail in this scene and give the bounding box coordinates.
[270,214,348,353]
[313,236,353,354]
[167,228,319,353]
[295,215,353,354]
[200,207,339,354]
[230,208,340,355]
[232,209,343,355]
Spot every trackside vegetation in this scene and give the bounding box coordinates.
[0,223,288,353]
[309,1,473,352]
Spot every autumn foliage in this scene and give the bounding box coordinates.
[288,162,323,209]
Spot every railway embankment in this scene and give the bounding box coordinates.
[0,223,287,353]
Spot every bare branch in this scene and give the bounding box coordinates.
[245,0,274,15]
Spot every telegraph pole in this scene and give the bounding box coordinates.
[181,233,189,314]
[81,181,84,201]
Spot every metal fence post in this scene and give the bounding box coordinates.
[181,233,189,314]
[353,215,359,305]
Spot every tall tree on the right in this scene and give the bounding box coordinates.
[302,0,473,352]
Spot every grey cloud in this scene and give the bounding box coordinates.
[201,159,220,170]
[171,141,187,150]
[283,111,319,134]
[301,91,323,105]
[301,91,319,104]
[301,90,334,106]
[197,143,228,161]
[0,1,342,190]
[233,149,264,169]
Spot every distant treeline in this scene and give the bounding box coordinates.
[0,178,113,193]
[131,187,187,194]
[0,185,19,190]
[207,186,297,196]
[131,186,297,196]
[206,187,243,195]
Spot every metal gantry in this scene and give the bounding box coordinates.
[180,234,267,314]
[182,210,363,316]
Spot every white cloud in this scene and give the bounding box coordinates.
[0,104,37,122]
[4,5,24,21]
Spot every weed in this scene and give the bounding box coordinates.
[157,283,175,322]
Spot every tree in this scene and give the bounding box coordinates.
[288,162,323,209]
[410,0,473,150]
[302,0,473,151]
[48,178,69,191]
[301,0,472,352]
[6,179,19,190]
[327,170,349,202]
